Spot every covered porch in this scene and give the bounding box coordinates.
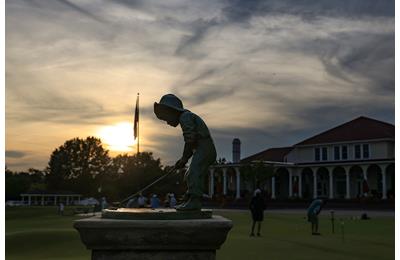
[208,160,394,200]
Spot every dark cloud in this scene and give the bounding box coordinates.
[222,0,394,23]
[112,0,148,10]
[5,161,43,169]
[6,86,120,125]
[5,150,28,158]
[171,63,236,106]
[16,0,106,23]
[189,85,238,107]
[175,18,219,58]
[183,85,235,107]
[312,32,394,95]
[55,0,105,23]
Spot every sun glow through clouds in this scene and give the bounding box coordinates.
[97,122,136,152]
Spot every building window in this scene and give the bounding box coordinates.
[315,148,320,161]
[355,145,361,159]
[363,144,370,158]
[341,146,348,160]
[334,146,340,160]
[321,147,328,161]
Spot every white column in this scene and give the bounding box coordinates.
[345,168,350,199]
[329,168,334,199]
[209,168,215,197]
[298,171,303,198]
[313,170,317,199]
[222,168,227,195]
[288,169,293,198]
[380,165,387,199]
[361,165,368,181]
[41,196,44,206]
[271,176,276,199]
[28,196,31,206]
[382,171,387,199]
[361,165,368,197]
[54,195,57,206]
[234,167,241,199]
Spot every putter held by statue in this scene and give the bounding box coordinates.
[154,94,217,211]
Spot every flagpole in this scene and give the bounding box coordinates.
[137,93,140,154]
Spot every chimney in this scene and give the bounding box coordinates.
[232,138,241,163]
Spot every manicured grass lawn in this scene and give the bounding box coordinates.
[6,207,394,260]
[217,210,394,260]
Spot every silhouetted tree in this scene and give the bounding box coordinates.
[9,137,187,202]
[47,137,111,196]
[5,167,46,200]
[113,152,165,199]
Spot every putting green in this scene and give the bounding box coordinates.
[216,211,394,260]
[6,207,394,260]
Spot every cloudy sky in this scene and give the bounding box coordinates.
[6,0,394,170]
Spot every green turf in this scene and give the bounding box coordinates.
[217,211,394,260]
[6,207,90,260]
[6,207,394,260]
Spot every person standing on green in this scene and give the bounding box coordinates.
[307,198,326,235]
[249,189,266,237]
[154,94,217,211]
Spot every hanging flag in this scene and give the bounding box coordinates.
[134,93,139,153]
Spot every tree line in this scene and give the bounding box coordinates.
[6,137,186,202]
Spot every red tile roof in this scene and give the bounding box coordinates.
[295,116,394,146]
[241,147,293,163]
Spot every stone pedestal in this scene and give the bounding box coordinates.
[74,209,233,260]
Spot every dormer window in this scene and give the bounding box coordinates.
[321,147,328,161]
[315,148,320,161]
[355,144,370,159]
[363,144,370,158]
[334,146,340,160]
[341,146,348,160]
[334,145,348,160]
[355,145,361,159]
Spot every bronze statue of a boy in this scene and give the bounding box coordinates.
[154,94,216,211]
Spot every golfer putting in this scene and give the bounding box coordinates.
[307,198,326,235]
[154,94,217,211]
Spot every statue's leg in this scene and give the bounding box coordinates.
[177,141,216,211]
[176,154,204,211]
[175,168,191,209]
[195,141,216,196]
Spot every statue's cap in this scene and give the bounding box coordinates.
[154,94,185,119]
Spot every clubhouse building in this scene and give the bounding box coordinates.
[209,116,395,200]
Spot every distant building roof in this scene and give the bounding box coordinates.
[240,116,394,164]
[241,147,293,163]
[295,116,394,146]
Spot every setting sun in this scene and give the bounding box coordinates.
[97,122,136,152]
